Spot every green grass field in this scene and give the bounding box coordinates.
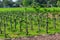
[0,7,60,38]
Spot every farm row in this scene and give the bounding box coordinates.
[0,7,60,38]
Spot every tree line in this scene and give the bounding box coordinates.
[0,0,60,8]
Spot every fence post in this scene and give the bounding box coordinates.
[30,14,33,30]
[10,18,12,31]
[26,14,28,35]
[4,24,7,38]
[19,19,22,32]
[0,16,2,34]
[14,19,17,29]
[0,22,2,34]
[46,13,48,34]
[53,16,56,29]
[37,14,40,32]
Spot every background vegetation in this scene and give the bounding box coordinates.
[0,0,60,7]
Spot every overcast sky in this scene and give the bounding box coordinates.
[13,0,17,2]
[0,0,17,2]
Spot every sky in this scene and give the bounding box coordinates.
[0,0,17,2]
[13,0,17,2]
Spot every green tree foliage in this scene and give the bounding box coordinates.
[22,0,32,6]
[0,0,59,7]
[50,0,57,7]
[57,0,60,7]
[2,0,13,7]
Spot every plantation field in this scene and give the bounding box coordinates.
[0,7,60,38]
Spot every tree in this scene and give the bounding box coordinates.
[22,0,33,6]
[50,0,57,7]
[57,0,60,7]
[3,0,8,7]
[8,0,13,7]
[35,0,47,7]
[0,0,3,7]
[2,0,14,7]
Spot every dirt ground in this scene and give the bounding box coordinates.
[0,34,60,40]
[9,33,60,40]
